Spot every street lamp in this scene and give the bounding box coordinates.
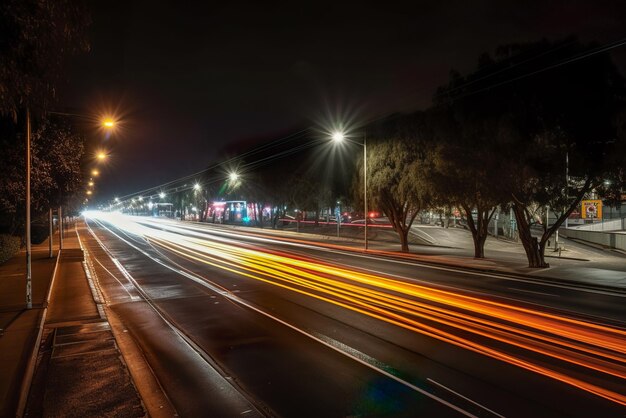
[102,118,116,129]
[159,192,166,199]
[96,150,108,161]
[25,109,117,308]
[229,172,239,182]
[91,169,100,177]
[332,130,368,251]
[194,183,201,191]
[332,132,345,142]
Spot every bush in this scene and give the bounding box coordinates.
[31,222,50,245]
[0,234,21,264]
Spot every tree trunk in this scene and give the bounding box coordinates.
[473,233,487,258]
[272,207,280,229]
[512,203,549,268]
[399,227,409,252]
[462,204,493,259]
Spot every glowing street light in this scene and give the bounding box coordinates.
[332,131,345,142]
[86,190,93,195]
[229,172,239,182]
[96,151,108,161]
[159,192,166,199]
[115,197,120,203]
[331,130,368,251]
[194,183,201,191]
[91,169,100,177]
[88,181,94,187]
[102,118,116,129]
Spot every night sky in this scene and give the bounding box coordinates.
[60,0,626,200]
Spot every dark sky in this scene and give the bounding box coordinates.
[61,0,626,200]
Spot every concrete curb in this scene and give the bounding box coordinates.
[15,240,63,418]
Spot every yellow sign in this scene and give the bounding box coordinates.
[581,200,602,219]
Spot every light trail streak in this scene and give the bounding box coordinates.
[87,213,626,406]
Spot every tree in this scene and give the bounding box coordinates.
[362,117,433,252]
[426,108,506,258]
[437,38,626,267]
[0,0,90,118]
[0,117,85,234]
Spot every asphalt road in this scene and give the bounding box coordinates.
[80,214,626,417]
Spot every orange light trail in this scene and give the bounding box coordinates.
[90,214,626,406]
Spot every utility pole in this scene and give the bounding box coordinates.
[26,109,32,309]
[364,133,368,251]
[565,151,569,228]
[49,208,54,258]
[59,206,63,250]
[336,202,341,238]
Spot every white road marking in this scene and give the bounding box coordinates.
[507,288,560,298]
[427,378,505,418]
[87,218,476,417]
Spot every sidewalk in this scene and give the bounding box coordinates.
[0,239,56,417]
[0,227,145,417]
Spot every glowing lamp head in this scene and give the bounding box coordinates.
[193,183,201,191]
[91,169,100,176]
[102,118,115,129]
[86,190,93,195]
[96,151,107,160]
[332,132,345,142]
[229,172,239,181]
[88,181,94,187]
[114,197,119,202]
[159,192,166,199]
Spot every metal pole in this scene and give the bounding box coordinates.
[59,206,63,250]
[49,208,53,258]
[336,204,340,238]
[565,151,569,228]
[494,211,498,239]
[26,109,32,309]
[363,133,368,251]
[546,205,550,248]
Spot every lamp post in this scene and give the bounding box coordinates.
[332,131,368,251]
[26,109,32,309]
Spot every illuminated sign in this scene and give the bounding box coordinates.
[581,200,602,219]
